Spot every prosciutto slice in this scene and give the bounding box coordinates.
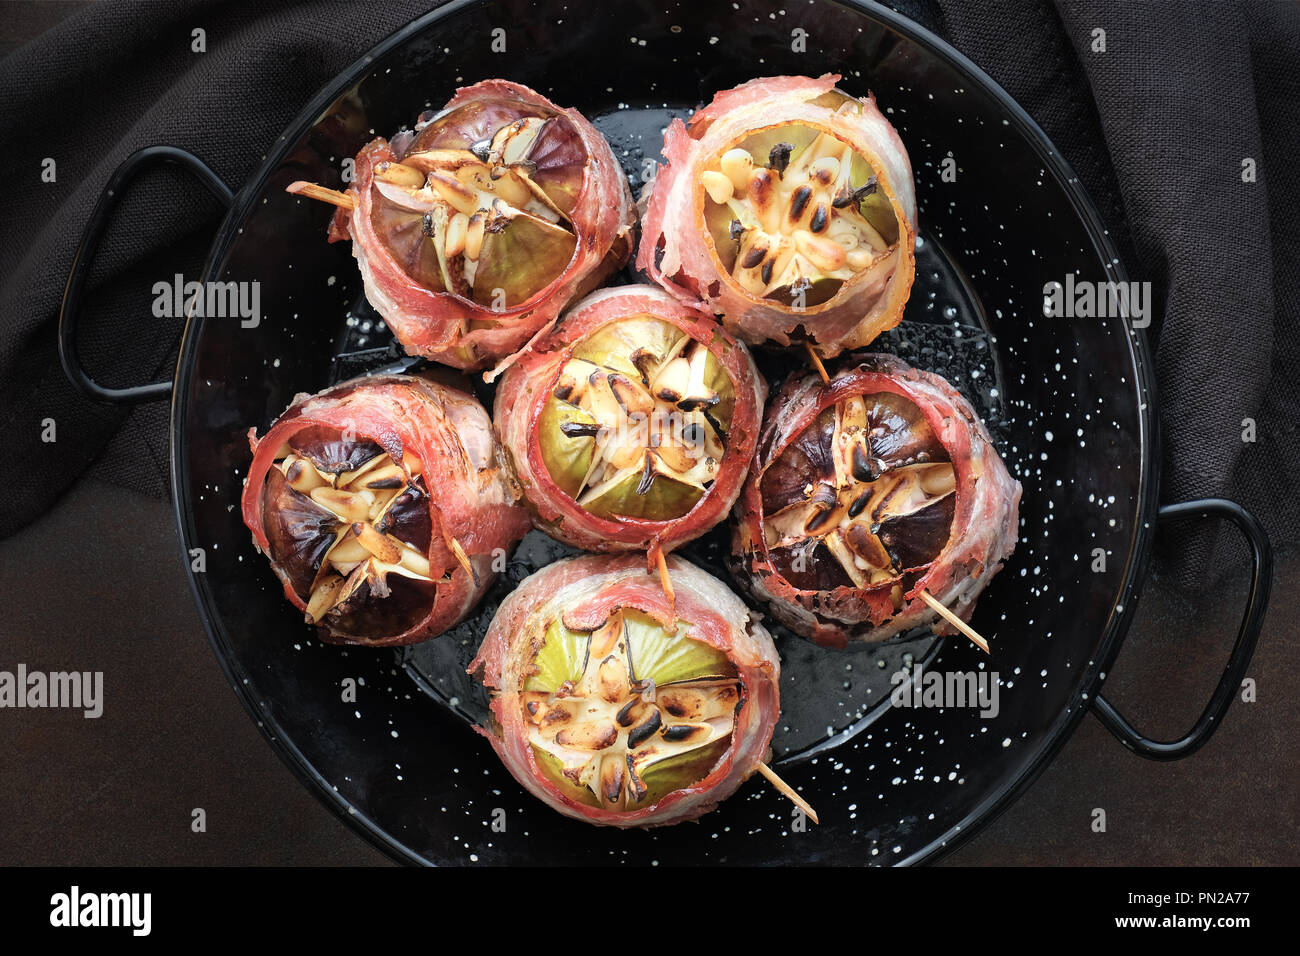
[469,554,780,827]
[639,74,917,357]
[494,284,766,558]
[730,354,1021,649]
[328,80,636,370]
[241,374,530,646]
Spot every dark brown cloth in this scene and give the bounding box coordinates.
[1,0,1295,585]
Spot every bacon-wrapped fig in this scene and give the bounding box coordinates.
[639,74,916,358]
[730,354,1020,649]
[494,284,766,555]
[324,80,636,370]
[469,554,779,827]
[241,374,531,646]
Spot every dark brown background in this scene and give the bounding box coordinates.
[1,1,1294,866]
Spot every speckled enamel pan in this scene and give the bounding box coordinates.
[60,0,1271,864]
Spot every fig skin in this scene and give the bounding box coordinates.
[876,492,956,571]
[760,407,836,515]
[260,466,337,600]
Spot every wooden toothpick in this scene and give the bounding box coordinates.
[757,762,819,824]
[919,590,990,654]
[654,549,676,628]
[286,180,356,210]
[448,535,477,585]
[806,341,830,384]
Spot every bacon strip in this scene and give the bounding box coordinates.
[469,554,780,827]
[638,74,917,357]
[730,354,1021,649]
[328,80,636,370]
[494,283,767,555]
[241,374,531,646]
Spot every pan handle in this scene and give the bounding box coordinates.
[59,145,234,405]
[1093,498,1272,760]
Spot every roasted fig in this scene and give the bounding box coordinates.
[314,80,636,370]
[640,74,917,358]
[469,554,779,826]
[730,354,1021,649]
[241,374,531,646]
[494,284,766,556]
